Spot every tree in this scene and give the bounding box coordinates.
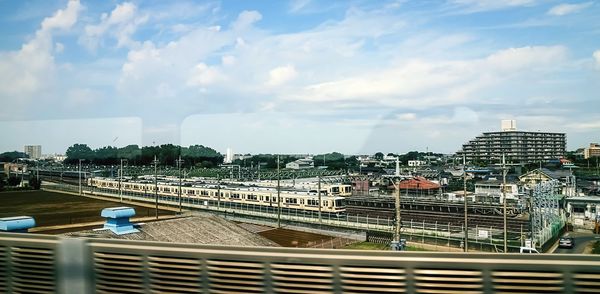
[65,144,94,163]
[118,145,142,164]
[373,152,384,160]
[94,146,119,165]
[0,151,28,162]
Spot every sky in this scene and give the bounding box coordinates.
[0,0,599,155]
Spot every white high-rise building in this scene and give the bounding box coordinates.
[225,148,234,163]
[24,145,42,159]
[501,119,517,132]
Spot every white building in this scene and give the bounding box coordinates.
[408,160,427,167]
[286,158,314,170]
[24,145,42,159]
[501,119,517,131]
[43,154,67,162]
[225,148,233,163]
[474,180,520,203]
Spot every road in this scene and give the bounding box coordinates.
[554,231,599,254]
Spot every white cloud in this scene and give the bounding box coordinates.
[485,46,567,71]
[231,10,262,30]
[80,2,148,51]
[548,2,592,16]
[187,63,226,86]
[0,0,81,101]
[266,65,298,86]
[284,46,567,105]
[593,50,600,67]
[290,0,311,13]
[221,55,236,66]
[40,0,82,32]
[450,0,536,12]
[54,42,64,53]
[396,113,417,121]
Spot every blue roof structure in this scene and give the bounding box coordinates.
[101,207,136,218]
[101,207,139,235]
[0,216,35,232]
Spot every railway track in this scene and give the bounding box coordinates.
[347,206,529,231]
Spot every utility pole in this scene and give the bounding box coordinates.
[395,179,401,247]
[119,159,127,203]
[502,154,508,253]
[78,159,82,196]
[153,156,159,220]
[176,156,184,214]
[318,174,322,223]
[217,174,221,209]
[277,155,281,228]
[463,154,468,252]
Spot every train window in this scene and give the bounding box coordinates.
[335,199,345,207]
[307,199,319,206]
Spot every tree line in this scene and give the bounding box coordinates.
[64,144,223,168]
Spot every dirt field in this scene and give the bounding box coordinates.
[0,190,174,228]
[258,228,335,247]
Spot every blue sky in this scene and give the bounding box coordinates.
[0,0,599,155]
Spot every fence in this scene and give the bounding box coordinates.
[1,232,599,294]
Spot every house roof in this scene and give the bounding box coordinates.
[398,177,440,190]
[519,168,572,181]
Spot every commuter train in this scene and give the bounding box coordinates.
[88,178,347,214]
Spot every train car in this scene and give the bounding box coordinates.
[88,177,346,214]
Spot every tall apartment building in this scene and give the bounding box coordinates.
[457,120,566,164]
[24,145,42,159]
[584,143,600,159]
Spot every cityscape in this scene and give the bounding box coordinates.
[1,0,600,293]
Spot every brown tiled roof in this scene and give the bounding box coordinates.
[398,176,440,190]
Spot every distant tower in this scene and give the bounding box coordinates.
[395,157,400,176]
[24,145,42,159]
[501,120,517,132]
[225,148,233,163]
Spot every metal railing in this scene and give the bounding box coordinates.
[1,232,599,294]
